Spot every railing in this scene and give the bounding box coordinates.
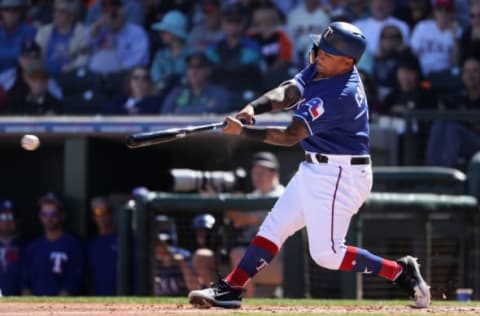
[402,110,480,165]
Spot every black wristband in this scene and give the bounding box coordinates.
[241,126,267,142]
[250,95,273,115]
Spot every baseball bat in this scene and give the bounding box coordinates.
[126,121,227,149]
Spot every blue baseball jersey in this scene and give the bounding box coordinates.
[0,238,22,295]
[291,66,369,155]
[88,233,117,296]
[21,233,84,295]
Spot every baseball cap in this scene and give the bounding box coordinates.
[434,0,454,10]
[252,152,279,170]
[0,0,26,8]
[202,0,220,13]
[192,213,216,230]
[151,10,188,40]
[221,2,246,19]
[186,50,212,68]
[21,40,41,58]
[54,0,80,16]
[0,200,15,221]
[38,192,63,210]
[90,196,110,216]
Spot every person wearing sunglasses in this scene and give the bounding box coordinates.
[87,196,116,296]
[101,65,163,114]
[21,193,84,296]
[0,200,22,296]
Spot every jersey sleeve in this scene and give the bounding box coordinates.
[289,62,317,95]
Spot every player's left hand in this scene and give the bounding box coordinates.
[223,116,243,135]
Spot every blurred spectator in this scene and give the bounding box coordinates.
[153,215,196,296]
[410,0,461,77]
[142,0,194,31]
[150,10,189,94]
[459,0,480,64]
[9,61,63,114]
[87,196,116,296]
[359,69,382,117]
[249,1,293,73]
[21,193,84,296]
[87,0,149,75]
[225,152,285,298]
[426,57,480,167]
[354,0,410,57]
[26,0,55,27]
[0,0,36,72]
[161,51,232,114]
[394,0,432,30]
[85,0,144,26]
[0,40,63,114]
[187,0,223,51]
[190,213,217,289]
[372,24,411,100]
[205,2,262,96]
[0,40,63,112]
[0,200,22,296]
[382,55,438,116]
[287,0,330,65]
[101,65,162,114]
[35,0,88,76]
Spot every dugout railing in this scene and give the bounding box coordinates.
[116,161,480,300]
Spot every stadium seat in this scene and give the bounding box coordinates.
[62,89,106,114]
[56,68,101,96]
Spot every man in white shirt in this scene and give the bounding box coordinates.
[354,0,409,57]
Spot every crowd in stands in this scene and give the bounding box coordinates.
[0,0,479,166]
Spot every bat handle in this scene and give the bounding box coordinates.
[238,118,255,125]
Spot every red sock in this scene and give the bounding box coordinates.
[225,236,278,288]
[380,259,403,281]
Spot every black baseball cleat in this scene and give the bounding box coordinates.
[188,280,242,309]
[394,256,431,308]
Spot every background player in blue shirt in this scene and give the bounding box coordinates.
[188,22,431,309]
[21,193,84,296]
[88,196,117,296]
[0,200,22,296]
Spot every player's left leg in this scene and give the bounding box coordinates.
[189,173,306,308]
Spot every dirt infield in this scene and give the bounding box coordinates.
[1,302,480,316]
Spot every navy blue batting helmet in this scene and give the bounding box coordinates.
[192,213,215,230]
[310,22,366,63]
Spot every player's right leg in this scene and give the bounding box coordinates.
[188,173,305,308]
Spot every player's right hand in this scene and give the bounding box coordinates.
[235,105,255,125]
[223,116,243,135]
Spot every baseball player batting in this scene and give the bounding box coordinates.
[188,22,431,309]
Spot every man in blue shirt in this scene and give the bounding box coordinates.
[0,200,22,296]
[21,193,84,296]
[0,0,36,72]
[88,196,117,296]
[188,22,431,309]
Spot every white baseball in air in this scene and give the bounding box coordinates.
[21,134,40,151]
